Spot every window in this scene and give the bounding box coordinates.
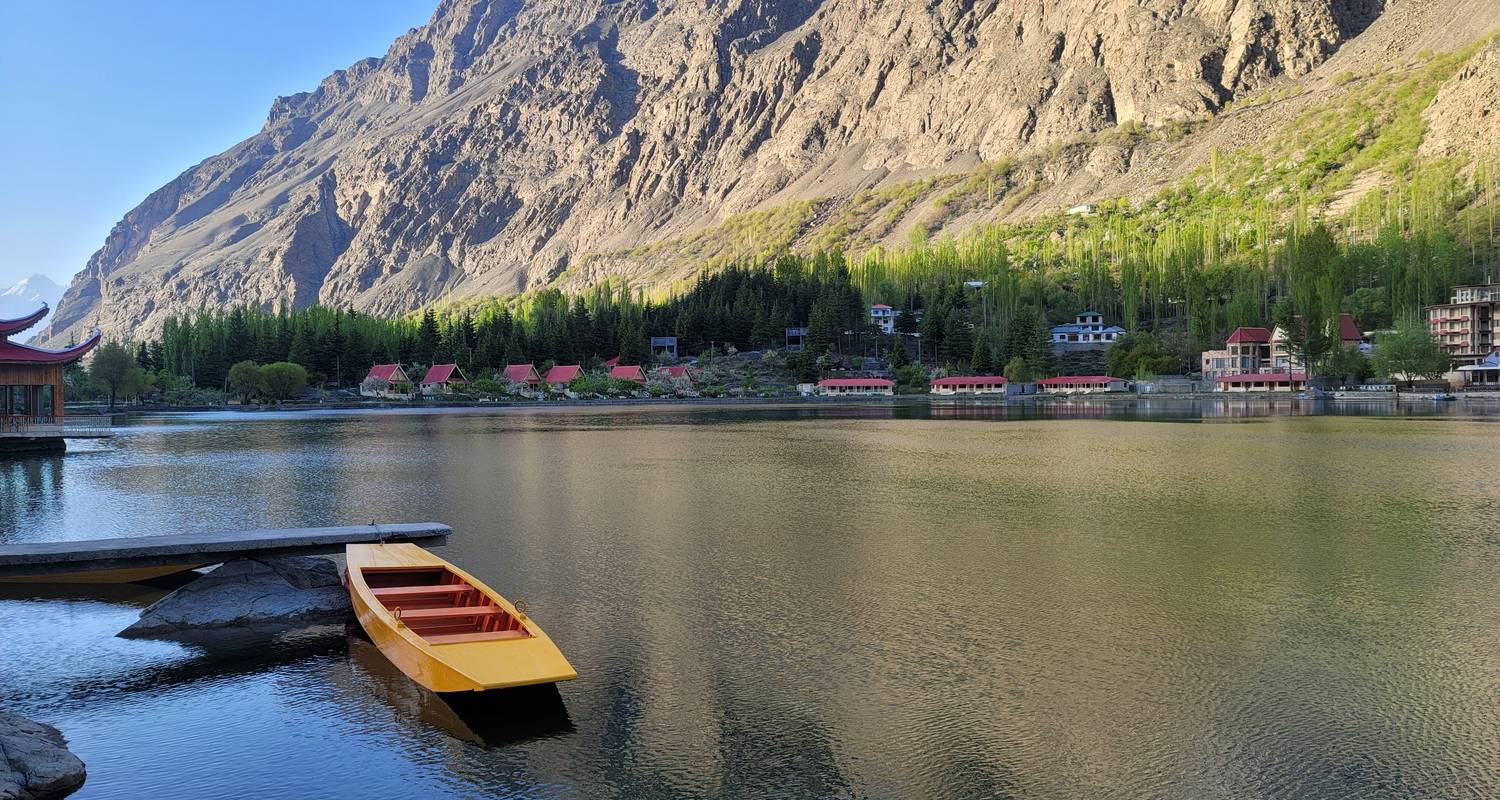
[11,385,29,416]
[38,385,54,419]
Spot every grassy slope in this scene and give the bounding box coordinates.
[557,39,1496,303]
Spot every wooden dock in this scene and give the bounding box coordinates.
[0,522,451,581]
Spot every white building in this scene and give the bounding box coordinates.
[1049,312,1125,349]
[870,304,898,334]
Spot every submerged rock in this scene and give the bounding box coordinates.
[119,556,352,638]
[0,712,86,800]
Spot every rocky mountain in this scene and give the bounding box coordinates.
[39,0,1499,345]
[0,274,64,323]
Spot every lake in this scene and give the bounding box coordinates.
[4,400,1500,799]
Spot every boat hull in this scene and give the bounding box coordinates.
[346,544,577,693]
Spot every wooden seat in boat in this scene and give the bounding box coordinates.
[423,630,531,645]
[396,606,506,623]
[371,584,474,599]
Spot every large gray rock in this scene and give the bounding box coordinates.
[0,712,85,800]
[119,556,352,638]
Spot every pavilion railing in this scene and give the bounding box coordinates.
[0,415,113,438]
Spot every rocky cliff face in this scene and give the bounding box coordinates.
[38,0,1488,344]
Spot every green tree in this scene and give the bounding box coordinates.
[260,361,309,402]
[227,360,264,403]
[414,309,440,365]
[1371,313,1448,387]
[88,342,146,408]
[1003,356,1035,383]
[1324,346,1373,387]
[1106,333,1182,378]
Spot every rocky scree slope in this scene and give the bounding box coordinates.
[39,0,1491,344]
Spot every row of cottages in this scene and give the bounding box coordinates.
[503,362,696,389]
[1200,313,1362,391]
[362,363,470,397]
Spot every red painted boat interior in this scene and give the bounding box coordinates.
[361,566,532,645]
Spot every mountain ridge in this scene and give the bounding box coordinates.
[38,0,1500,345]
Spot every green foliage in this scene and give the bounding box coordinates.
[1003,357,1034,383]
[1106,333,1183,378]
[894,363,930,393]
[1324,346,1373,387]
[1371,313,1449,385]
[260,362,309,401]
[88,342,146,407]
[227,360,263,403]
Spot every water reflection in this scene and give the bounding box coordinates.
[3,406,1500,798]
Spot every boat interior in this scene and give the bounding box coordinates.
[362,566,533,645]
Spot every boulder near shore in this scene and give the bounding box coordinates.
[119,556,353,638]
[0,712,85,800]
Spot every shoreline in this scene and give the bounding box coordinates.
[72,389,1500,420]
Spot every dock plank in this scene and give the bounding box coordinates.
[0,523,451,579]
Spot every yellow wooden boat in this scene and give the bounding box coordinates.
[344,543,576,693]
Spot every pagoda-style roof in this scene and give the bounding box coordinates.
[0,305,50,337]
[0,306,101,365]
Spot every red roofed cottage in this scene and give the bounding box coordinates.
[503,364,542,386]
[930,375,1008,396]
[609,365,648,384]
[817,378,894,397]
[420,364,469,395]
[361,364,412,398]
[544,365,582,388]
[1035,375,1129,394]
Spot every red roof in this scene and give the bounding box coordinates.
[1226,327,1272,344]
[602,356,621,368]
[544,365,581,384]
[1337,313,1361,342]
[1215,372,1307,384]
[817,378,895,388]
[932,375,1008,387]
[503,364,540,384]
[1035,375,1126,385]
[0,306,50,337]
[365,364,404,382]
[0,330,101,365]
[420,364,468,385]
[609,365,647,382]
[871,304,892,310]
[657,365,693,382]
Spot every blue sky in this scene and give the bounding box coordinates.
[0,0,438,288]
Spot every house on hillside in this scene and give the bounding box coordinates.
[1271,313,1362,369]
[420,364,469,395]
[785,327,808,352]
[930,376,1009,395]
[609,365,648,384]
[1035,375,1129,394]
[544,364,582,389]
[602,356,621,369]
[650,337,679,360]
[870,304,897,334]
[656,365,695,386]
[362,364,412,398]
[503,364,542,386]
[817,378,894,397]
[1049,312,1124,352]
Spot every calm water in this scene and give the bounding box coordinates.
[4,401,1500,799]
